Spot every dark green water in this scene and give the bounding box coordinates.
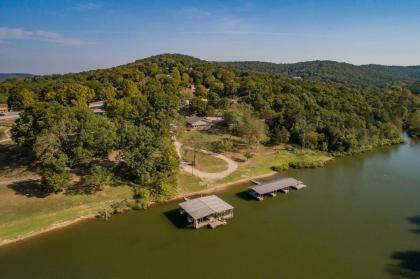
[1,139,420,279]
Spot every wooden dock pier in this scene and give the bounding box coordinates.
[179,195,234,229]
[248,177,307,200]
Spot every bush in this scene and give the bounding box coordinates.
[288,160,326,169]
[83,166,113,193]
[110,199,131,214]
[212,139,233,153]
[133,188,152,209]
[270,162,289,172]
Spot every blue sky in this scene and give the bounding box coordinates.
[1,0,420,74]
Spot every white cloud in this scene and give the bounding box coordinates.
[70,3,101,11]
[0,27,86,45]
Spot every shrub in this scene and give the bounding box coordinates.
[270,162,289,172]
[83,166,113,193]
[133,188,152,209]
[288,160,326,169]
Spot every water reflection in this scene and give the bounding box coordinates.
[388,216,420,278]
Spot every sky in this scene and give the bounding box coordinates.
[1,0,420,74]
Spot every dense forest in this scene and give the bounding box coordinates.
[0,54,419,197]
[0,73,33,82]
[222,60,420,93]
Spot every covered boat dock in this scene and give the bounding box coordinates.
[179,195,234,229]
[248,177,306,200]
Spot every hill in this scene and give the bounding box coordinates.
[0,73,33,82]
[0,53,418,196]
[221,60,420,93]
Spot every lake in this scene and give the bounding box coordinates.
[0,138,419,278]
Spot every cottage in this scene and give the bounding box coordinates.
[186,116,224,130]
[179,195,234,229]
[0,104,8,113]
[186,116,212,130]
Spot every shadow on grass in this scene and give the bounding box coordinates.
[163,209,194,230]
[0,144,37,174]
[387,215,420,278]
[7,179,49,198]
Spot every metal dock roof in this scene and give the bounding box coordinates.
[249,177,300,195]
[179,195,234,220]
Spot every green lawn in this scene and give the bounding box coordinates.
[181,148,228,173]
[175,145,331,192]
[0,184,133,242]
[176,173,206,194]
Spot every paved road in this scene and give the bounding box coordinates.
[174,141,238,180]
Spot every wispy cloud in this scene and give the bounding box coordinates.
[69,2,101,11]
[0,27,87,45]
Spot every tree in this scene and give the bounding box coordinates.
[83,166,113,193]
[40,154,71,193]
[190,97,207,116]
[408,110,420,138]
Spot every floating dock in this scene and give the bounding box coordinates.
[179,195,234,229]
[248,177,306,200]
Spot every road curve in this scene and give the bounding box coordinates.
[174,141,238,180]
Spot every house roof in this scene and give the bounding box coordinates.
[179,195,234,220]
[186,116,207,125]
[249,177,300,195]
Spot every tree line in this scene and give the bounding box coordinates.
[0,53,419,196]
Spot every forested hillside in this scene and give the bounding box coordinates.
[222,60,420,93]
[0,54,419,198]
[0,73,33,82]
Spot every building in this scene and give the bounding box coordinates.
[0,104,8,113]
[88,101,105,114]
[186,116,223,130]
[179,195,234,229]
[248,177,306,200]
[186,116,212,130]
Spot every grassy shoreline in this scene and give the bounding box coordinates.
[0,143,332,247]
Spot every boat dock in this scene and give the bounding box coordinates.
[179,195,234,229]
[248,177,306,200]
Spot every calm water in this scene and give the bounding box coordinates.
[1,139,420,279]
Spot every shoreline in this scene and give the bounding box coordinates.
[0,171,281,248]
[0,214,96,248]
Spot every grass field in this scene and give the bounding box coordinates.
[181,148,228,173]
[214,146,331,185]
[0,128,331,245]
[176,172,206,194]
[0,184,133,243]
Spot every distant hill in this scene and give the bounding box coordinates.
[221,60,420,93]
[0,73,33,82]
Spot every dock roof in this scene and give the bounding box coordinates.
[249,177,300,195]
[179,195,234,220]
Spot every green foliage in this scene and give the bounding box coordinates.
[83,166,114,193]
[133,187,152,209]
[223,104,268,146]
[3,53,419,198]
[190,97,207,116]
[408,110,420,138]
[40,154,71,193]
[212,139,234,153]
[222,60,420,90]
[270,162,289,172]
[288,160,326,169]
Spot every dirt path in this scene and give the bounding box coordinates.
[174,141,238,180]
[0,127,11,143]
